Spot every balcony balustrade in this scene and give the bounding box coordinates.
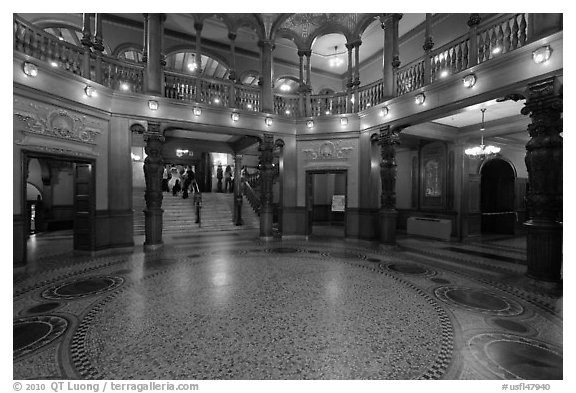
[14,13,543,119]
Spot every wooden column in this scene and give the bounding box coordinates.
[259,134,275,239]
[353,40,362,112]
[143,122,165,250]
[145,14,163,95]
[423,13,434,84]
[346,42,354,112]
[521,77,563,282]
[92,13,104,84]
[81,13,93,79]
[228,32,238,108]
[379,125,402,244]
[297,50,306,116]
[194,22,203,102]
[467,14,482,67]
[259,40,274,113]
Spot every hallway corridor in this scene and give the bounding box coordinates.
[13,232,562,381]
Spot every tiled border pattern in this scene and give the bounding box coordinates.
[14,315,68,360]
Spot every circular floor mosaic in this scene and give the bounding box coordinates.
[435,286,523,316]
[72,253,453,380]
[25,302,62,315]
[42,276,124,300]
[469,333,562,379]
[14,315,68,359]
[385,263,436,277]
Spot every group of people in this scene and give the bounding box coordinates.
[162,164,199,199]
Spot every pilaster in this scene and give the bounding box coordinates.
[143,122,165,250]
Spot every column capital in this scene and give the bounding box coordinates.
[297,49,311,57]
[145,121,163,135]
[194,22,204,32]
[467,13,482,28]
[345,42,355,51]
[258,40,275,50]
[423,36,434,52]
[228,32,237,41]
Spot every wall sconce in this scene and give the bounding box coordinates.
[22,61,38,77]
[532,45,552,64]
[307,120,314,128]
[265,117,273,127]
[463,73,476,88]
[148,100,159,110]
[415,93,426,105]
[379,107,389,117]
[231,112,239,122]
[193,107,202,116]
[340,117,348,126]
[84,85,97,97]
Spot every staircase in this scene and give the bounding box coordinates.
[133,188,260,236]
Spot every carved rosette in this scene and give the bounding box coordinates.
[379,126,401,210]
[259,134,275,208]
[143,130,165,210]
[521,77,563,222]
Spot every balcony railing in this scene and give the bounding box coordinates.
[14,13,549,119]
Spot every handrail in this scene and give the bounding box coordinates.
[14,13,555,117]
[242,179,261,215]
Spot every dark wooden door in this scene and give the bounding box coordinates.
[73,162,95,250]
[305,172,314,236]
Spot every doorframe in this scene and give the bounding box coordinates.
[21,150,96,264]
[305,169,348,238]
[478,157,517,235]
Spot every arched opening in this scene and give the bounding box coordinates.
[480,158,516,235]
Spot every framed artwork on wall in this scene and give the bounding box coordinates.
[420,141,446,209]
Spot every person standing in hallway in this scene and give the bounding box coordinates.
[224,165,233,193]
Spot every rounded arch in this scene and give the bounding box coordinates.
[113,43,144,62]
[479,157,517,235]
[39,22,112,55]
[273,28,305,50]
[239,70,261,87]
[306,23,353,49]
[353,13,382,38]
[274,75,301,93]
[477,155,517,178]
[164,46,231,79]
[318,87,336,95]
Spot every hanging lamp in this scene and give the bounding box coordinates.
[465,108,501,159]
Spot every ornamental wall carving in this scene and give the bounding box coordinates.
[13,97,103,145]
[302,140,354,161]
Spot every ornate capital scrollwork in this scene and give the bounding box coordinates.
[521,77,563,222]
[467,13,482,28]
[422,36,434,52]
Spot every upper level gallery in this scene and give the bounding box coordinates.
[13,13,563,137]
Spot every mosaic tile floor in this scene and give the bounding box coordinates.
[13,231,563,380]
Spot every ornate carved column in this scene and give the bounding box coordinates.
[81,13,93,79]
[423,13,434,84]
[92,13,104,84]
[379,125,402,244]
[233,153,243,226]
[467,14,482,67]
[259,40,275,113]
[259,134,275,239]
[521,77,563,282]
[143,122,165,250]
[144,14,164,96]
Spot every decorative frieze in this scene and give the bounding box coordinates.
[302,140,354,161]
[13,98,102,145]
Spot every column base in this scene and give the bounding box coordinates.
[379,209,398,245]
[260,205,273,238]
[144,207,164,249]
[524,219,562,283]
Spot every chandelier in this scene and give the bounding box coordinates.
[465,108,501,159]
[328,46,344,67]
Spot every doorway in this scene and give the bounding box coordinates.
[305,170,347,238]
[480,158,516,234]
[22,152,95,266]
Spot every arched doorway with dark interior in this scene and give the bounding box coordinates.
[480,158,517,235]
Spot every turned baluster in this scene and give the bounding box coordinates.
[518,14,527,46]
[511,15,520,50]
[504,19,512,53]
